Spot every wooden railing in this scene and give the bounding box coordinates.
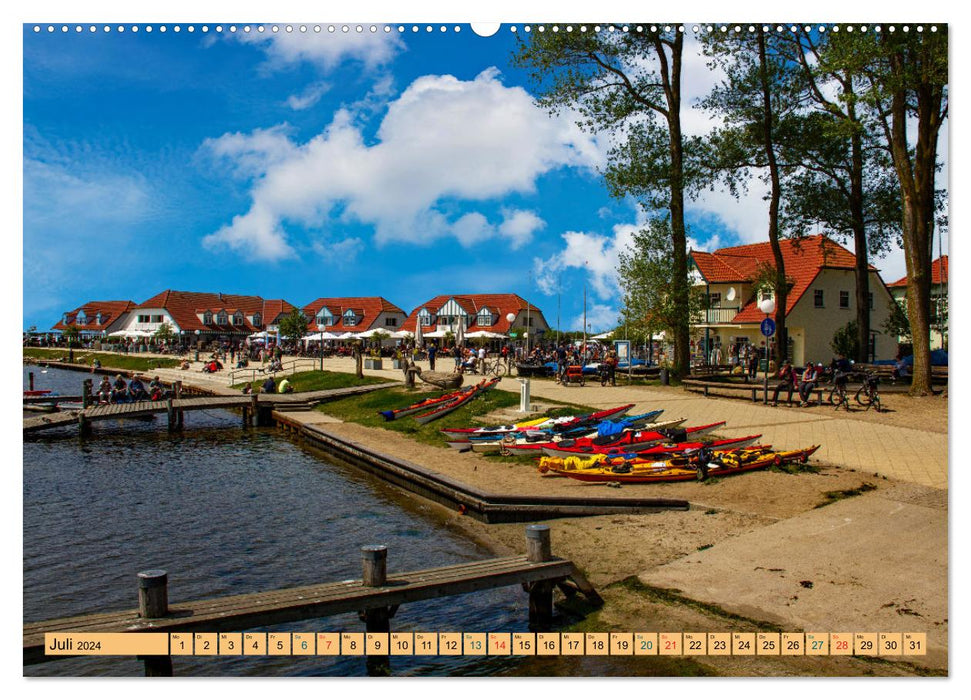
[227,358,319,386]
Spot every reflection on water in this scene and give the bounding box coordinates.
[23,367,529,677]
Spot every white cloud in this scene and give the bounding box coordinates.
[312,237,365,267]
[233,29,404,73]
[286,82,331,111]
[202,68,603,260]
[570,304,619,334]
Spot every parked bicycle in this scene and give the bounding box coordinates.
[479,356,508,378]
[827,371,851,411]
[855,370,882,412]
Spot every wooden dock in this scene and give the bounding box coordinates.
[23,382,400,436]
[24,526,601,673]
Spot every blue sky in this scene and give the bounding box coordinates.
[22,20,942,333]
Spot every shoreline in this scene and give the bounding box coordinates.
[23,359,948,676]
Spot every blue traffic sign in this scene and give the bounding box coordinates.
[760,318,776,337]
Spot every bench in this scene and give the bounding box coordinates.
[681,378,824,406]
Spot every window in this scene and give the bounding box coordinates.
[343,309,359,326]
[252,313,262,327]
[233,312,244,326]
[418,309,434,326]
[203,312,213,325]
[814,290,824,308]
[151,315,163,323]
[386,317,398,327]
[839,291,850,309]
[477,308,495,326]
[708,292,721,307]
[76,312,88,324]
[138,314,150,323]
[216,312,228,325]
[95,313,103,325]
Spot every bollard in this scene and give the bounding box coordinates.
[525,525,553,631]
[518,378,531,413]
[361,545,391,676]
[137,570,172,676]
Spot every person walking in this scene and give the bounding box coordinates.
[427,343,437,371]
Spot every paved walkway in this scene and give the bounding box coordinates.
[68,353,947,490]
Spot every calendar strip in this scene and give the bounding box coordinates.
[44,632,927,657]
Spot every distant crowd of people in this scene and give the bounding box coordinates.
[95,374,167,404]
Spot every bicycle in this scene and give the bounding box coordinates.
[855,370,882,412]
[480,356,507,378]
[827,372,851,411]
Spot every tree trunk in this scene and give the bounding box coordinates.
[657,32,691,377]
[849,127,871,363]
[757,32,788,366]
[353,344,364,379]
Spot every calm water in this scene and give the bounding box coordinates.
[23,367,530,677]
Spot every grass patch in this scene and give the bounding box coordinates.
[233,370,388,393]
[24,348,180,371]
[318,385,596,449]
[770,461,821,475]
[814,482,878,509]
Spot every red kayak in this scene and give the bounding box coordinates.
[504,421,727,455]
[24,390,52,397]
[413,378,500,425]
[379,385,472,421]
[541,434,763,460]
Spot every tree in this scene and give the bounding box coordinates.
[701,29,803,366]
[822,27,947,395]
[777,30,902,363]
[63,324,80,362]
[617,218,704,353]
[154,322,174,345]
[277,309,309,348]
[883,300,911,343]
[513,27,701,376]
[830,320,860,359]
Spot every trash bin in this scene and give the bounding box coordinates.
[659,368,670,385]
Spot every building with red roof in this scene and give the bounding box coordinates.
[52,301,136,337]
[690,235,898,365]
[302,297,406,335]
[116,290,296,342]
[402,294,549,346]
[887,255,948,350]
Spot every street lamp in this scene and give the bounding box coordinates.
[758,298,776,404]
[194,330,200,362]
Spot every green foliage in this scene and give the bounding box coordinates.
[63,325,80,348]
[618,218,703,342]
[277,309,309,344]
[883,300,912,341]
[154,322,174,344]
[830,320,860,359]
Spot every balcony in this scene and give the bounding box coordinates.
[694,307,741,325]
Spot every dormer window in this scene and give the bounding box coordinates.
[77,312,88,325]
[203,311,213,325]
[233,312,244,326]
[417,308,434,326]
[62,313,69,324]
[317,307,334,327]
[95,313,103,325]
[342,309,360,327]
[216,311,229,325]
[476,308,494,326]
[252,312,262,327]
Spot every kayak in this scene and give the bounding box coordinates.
[379,385,475,421]
[446,418,687,453]
[413,377,500,425]
[464,410,664,443]
[504,421,726,455]
[539,434,764,462]
[23,389,53,397]
[439,403,635,438]
[539,445,821,483]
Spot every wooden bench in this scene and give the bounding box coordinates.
[681,378,824,406]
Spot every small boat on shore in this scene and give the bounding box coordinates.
[439,403,636,439]
[539,434,764,461]
[379,385,472,421]
[504,421,726,456]
[413,377,500,425]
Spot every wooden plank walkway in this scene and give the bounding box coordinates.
[23,382,400,435]
[24,528,601,667]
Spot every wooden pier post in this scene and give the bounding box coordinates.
[174,381,184,430]
[361,545,391,676]
[166,399,176,433]
[245,394,258,428]
[525,525,554,631]
[136,570,172,676]
[81,379,92,409]
[28,372,34,391]
[77,413,91,438]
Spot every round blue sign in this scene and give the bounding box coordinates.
[760,318,776,337]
